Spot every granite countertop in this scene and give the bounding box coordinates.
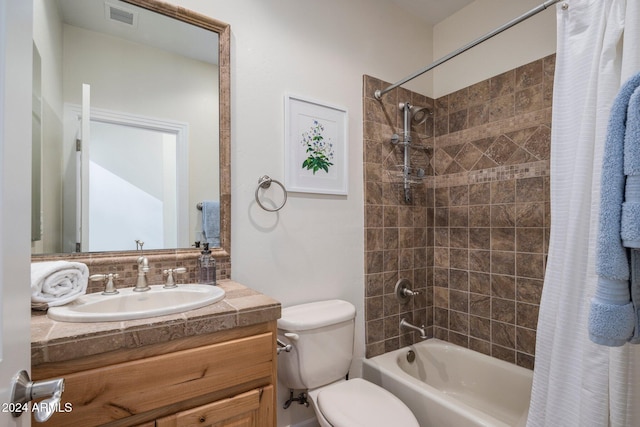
[31,280,281,366]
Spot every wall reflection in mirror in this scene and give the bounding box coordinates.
[31,0,221,254]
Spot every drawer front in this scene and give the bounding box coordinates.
[40,332,274,426]
[156,385,274,427]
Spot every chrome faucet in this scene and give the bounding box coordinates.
[134,256,151,292]
[400,318,428,339]
[163,267,186,289]
[89,273,119,295]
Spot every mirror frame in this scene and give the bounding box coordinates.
[32,0,231,260]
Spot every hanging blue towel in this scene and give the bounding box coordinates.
[622,87,640,246]
[630,250,640,344]
[622,88,640,344]
[201,200,220,247]
[589,72,640,346]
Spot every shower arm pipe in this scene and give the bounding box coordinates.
[374,0,562,100]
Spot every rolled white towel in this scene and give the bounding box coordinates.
[31,261,89,308]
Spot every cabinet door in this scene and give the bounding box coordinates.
[36,332,274,426]
[156,386,274,427]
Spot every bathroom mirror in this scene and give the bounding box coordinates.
[31,0,230,256]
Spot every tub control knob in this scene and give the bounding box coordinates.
[395,278,420,303]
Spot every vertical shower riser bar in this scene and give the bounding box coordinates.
[401,102,412,203]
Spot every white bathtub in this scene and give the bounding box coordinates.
[362,339,533,427]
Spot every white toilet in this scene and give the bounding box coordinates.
[277,299,419,427]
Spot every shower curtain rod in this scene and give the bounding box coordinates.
[374,0,562,99]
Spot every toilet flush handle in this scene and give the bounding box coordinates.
[277,339,292,354]
[277,333,298,355]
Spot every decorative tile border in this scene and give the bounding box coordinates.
[430,160,549,188]
[434,108,552,149]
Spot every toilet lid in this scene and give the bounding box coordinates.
[278,300,356,331]
[316,379,419,427]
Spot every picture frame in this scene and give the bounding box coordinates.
[284,94,348,195]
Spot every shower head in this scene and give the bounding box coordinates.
[399,102,432,126]
[409,105,431,125]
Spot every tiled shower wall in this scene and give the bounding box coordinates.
[363,54,553,369]
[363,79,435,358]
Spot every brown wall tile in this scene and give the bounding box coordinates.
[363,75,434,357]
[362,54,551,367]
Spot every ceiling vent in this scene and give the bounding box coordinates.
[104,2,138,27]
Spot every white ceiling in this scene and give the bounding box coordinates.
[389,0,474,25]
[55,0,473,66]
[56,0,218,64]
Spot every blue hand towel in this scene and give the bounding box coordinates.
[589,73,640,346]
[201,200,220,247]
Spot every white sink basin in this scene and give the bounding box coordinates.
[47,284,225,323]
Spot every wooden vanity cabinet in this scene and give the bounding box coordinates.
[32,322,277,427]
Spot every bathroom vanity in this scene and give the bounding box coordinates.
[30,280,280,427]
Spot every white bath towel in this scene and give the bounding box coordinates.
[31,261,89,309]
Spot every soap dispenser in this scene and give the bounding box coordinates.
[198,243,216,285]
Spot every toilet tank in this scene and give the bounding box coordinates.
[277,300,356,390]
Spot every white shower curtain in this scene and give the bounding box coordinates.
[528,1,640,426]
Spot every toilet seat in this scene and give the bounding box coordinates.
[316,378,419,427]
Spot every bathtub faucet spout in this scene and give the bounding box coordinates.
[400,318,428,339]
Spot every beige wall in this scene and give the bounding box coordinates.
[33,0,64,253]
[169,1,433,426]
[168,1,557,425]
[433,0,557,97]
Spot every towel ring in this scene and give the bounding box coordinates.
[255,175,287,212]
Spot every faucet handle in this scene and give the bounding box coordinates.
[402,288,420,297]
[395,278,420,303]
[90,273,120,295]
[163,267,186,289]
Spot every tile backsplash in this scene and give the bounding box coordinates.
[33,250,230,294]
[364,54,553,369]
